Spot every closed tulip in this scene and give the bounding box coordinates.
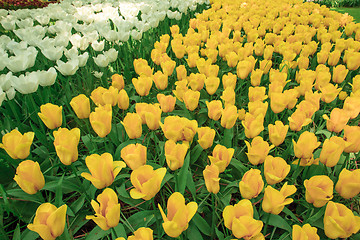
[160,116,198,142]
[53,128,80,165]
[111,73,124,90]
[239,169,264,199]
[81,153,126,189]
[86,188,120,231]
[183,89,200,111]
[323,108,350,133]
[223,199,263,239]
[160,60,176,77]
[221,105,238,129]
[208,144,234,173]
[0,129,34,159]
[292,224,320,240]
[293,131,321,159]
[328,50,341,66]
[121,144,147,170]
[242,113,264,139]
[90,87,107,106]
[319,136,348,167]
[90,104,112,138]
[102,87,119,106]
[236,60,253,79]
[14,160,45,195]
[320,83,341,103]
[335,168,360,199]
[221,87,236,107]
[343,96,360,119]
[268,121,289,146]
[28,203,67,240]
[248,101,268,117]
[158,192,198,238]
[304,175,333,207]
[248,86,267,102]
[206,100,223,121]
[117,89,129,110]
[324,201,360,239]
[332,65,348,84]
[153,71,168,90]
[165,140,189,171]
[197,127,215,149]
[204,76,220,95]
[70,94,90,119]
[288,110,312,132]
[139,104,162,130]
[250,69,263,87]
[157,94,176,113]
[317,50,329,64]
[222,72,237,90]
[262,183,297,215]
[245,136,274,165]
[264,156,290,185]
[270,92,288,114]
[343,125,360,153]
[121,113,142,139]
[188,73,205,91]
[203,164,220,194]
[130,165,166,200]
[132,75,153,96]
[346,52,360,70]
[176,65,187,81]
[38,103,63,129]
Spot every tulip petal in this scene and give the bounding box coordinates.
[130,188,147,199]
[86,215,109,231]
[163,221,183,238]
[46,204,67,238]
[28,224,55,240]
[105,204,120,228]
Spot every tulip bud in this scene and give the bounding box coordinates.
[242,113,264,139]
[248,101,268,117]
[236,60,253,79]
[176,65,187,81]
[28,203,67,240]
[70,94,90,119]
[0,129,34,159]
[121,113,142,139]
[121,144,147,170]
[209,144,234,173]
[320,83,341,103]
[248,86,268,102]
[293,131,321,159]
[288,110,312,132]
[197,127,215,149]
[317,50,329,64]
[206,100,223,121]
[111,73,125,90]
[259,59,272,74]
[319,136,348,167]
[332,65,348,84]
[250,69,263,87]
[292,224,320,240]
[221,87,236,107]
[183,89,200,111]
[222,72,237,90]
[14,160,45,195]
[245,136,274,165]
[328,50,341,66]
[117,89,129,110]
[204,76,220,95]
[137,104,162,130]
[268,121,289,146]
[165,140,189,171]
[239,169,264,199]
[262,183,297,215]
[53,128,80,165]
[188,73,205,91]
[335,168,360,199]
[38,103,63,129]
[270,92,288,114]
[90,104,112,138]
[81,153,126,189]
[158,192,198,238]
[203,164,220,194]
[346,52,360,70]
[130,165,166,200]
[153,71,168,90]
[264,156,290,185]
[221,105,238,129]
[132,75,153,96]
[160,60,176,77]
[157,94,176,113]
[304,175,333,207]
[297,55,309,70]
[90,87,107,106]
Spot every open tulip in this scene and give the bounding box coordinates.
[206,100,223,121]
[90,87,107,106]
[319,136,348,167]
[239,169,264,199]
[0,129,34,159]
[28,203,67,240]
[304,175,333,207]
[335,168,360,199]
[264,156,290,185]
[81,153,126,189]
[38,103,63,129]
[323,108,350,133]
[237,60,253,79]
[262,183,297,215]
[111,74,125,90]
[53,128,80,165]
[268,121,289,146]
[132,76,153,96]
[86,188,120,231]
[116,227,153,240]
[121,144,147,170]
[221,105,238,129]
[203,164,220,194]
[245,136,274,165]
[14,160,45,195]
[208,144,234,173]
[332,65,348,84]
[293,131,320,159]
[248,86,267,102]
[130,165,166,200]
[197,127,215,149]
[70,94,90,119]
[160,116,198,142]
[222,72,237,90]
[324,201,360,239]
[183,89,200,111]
[165,140,189,171]
[157,94,176,113]
[153,71,168,90]
[221,87,236,107]
[248,101,268,117]
[121,113,142,139]
[250,69,264,86]
[292,224,320,240]
[89,104,112,138]
[288,110,312,132]
[320,83,341,103]
[159,192,198,238]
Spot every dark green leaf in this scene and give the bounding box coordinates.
[192,213,211,236]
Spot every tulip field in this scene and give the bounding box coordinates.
[1,0,360,239]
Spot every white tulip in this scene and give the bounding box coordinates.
[75,52,89,67]
[11,73,39,94]
[93,54,109,68]
[64,47,79,59]
[93,71,103,78]
[104,48,118,62]
[35,15,50,25]
[0,89,5,106]
[16,18,34,28]
[1,17,16,30]
[41,46,65,61]
[0,72,13,91]
[6,87,16,100]
[56,59,79,76]
[0,9,8,18]
[91,40,105,51]
[39,67,57,87]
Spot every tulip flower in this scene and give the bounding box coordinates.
[245,136,274,165]
[268,121,289,146]
[157,94,176,113]
[270,92,288,113]
[121,144,147,170]
[343,125,360,153]
[264,156,290,185]
[197,127,215,149]
[293,131,321,159]
[153,71,168,90]
[239,169,264,199]
[130,165,166,201]
[117,89,129,110]
[134,59,152,77]
[248,101,268,117]
[346,52,360,70]
[188,73,205,91]
[292,224,320,240]
[259,59,272,74]
[250,69,263,87]
[183,89,200,111]
[328,50,341,66]
[160,116,198,142]
[324,201,360,239]
[28,203,67,240]
[160,60,176,76]
[116,227,153,240]
[221,87,236,107]
[206,100,223,121]
[0,129,34,159]
[242,113,264,139]
[14,160,45,195]
[53,128,80,165]
[90,87,107,106]
[70,94,90,119]
[111,74,124,90]
[223,199,263,239]
[121,113,142,139]
[203,164,220,194]
[323,108,350,133]
[209,144,234,173]
[320,83,341,103]
[137,103,162,130]
[226,51,239,68]
[288,110,312,132]
[238,109,246,121]
[204,76,220,95]
[81,153,126,189]
[262,183,297,215]
[335,168,360,199]
[332,65,348,84]
[38,103,63,129]
[86,188,120,231]
[248,86,267,102]
[222,72,237,90]
[89,104,112,138]
[165,140,189,171]
[236,60,253,79]
[297,55,309,70]
[220,105,238,129]
[176,65,187,81]
[343,96,360,119]
[319,136,348,167]
[304,175,333,207]
[317,50,329,64]
[132,75,153,96]
[101,87,119,107]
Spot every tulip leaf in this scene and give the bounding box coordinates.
[283,207,301,224]
[215,228,225,240]
[12,224,20,240]
[6,189,44,204]
[186,222,204,240]
[186,170,197,200]
[127,210,156,228]
[190,144,204,165]
[84,226,110,240]
[306,206,326,227]
[55,174,64,206]
[113,223,126,238]
[192,213,211,236]
[261,214,292,232]
[20,229,38,240]
[223,128,233,148]
[176,153,190,194]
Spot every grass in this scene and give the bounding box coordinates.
[331,7,360,22]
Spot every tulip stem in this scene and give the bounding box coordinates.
[151,198,161,238]
[211,194,216,238]
[70,164,91,202]
[263,212,271,236]
[111,227,118,238]
[121,211,135,233]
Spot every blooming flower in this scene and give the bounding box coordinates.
[0,129,34,159]
[14,160,45,195]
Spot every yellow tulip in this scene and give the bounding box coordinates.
[160,60,176,76]
[222,72,237,90]
[221,87,236,107]
[183,89,200,111]
[165,140,189,171]
[236,60,253,79]
[160,116,198,142]
[136,103,162,130]
[250,69,263,87]
[188,73,205,91]
[245,136,274,165]
[343,125,360,153]
[121,143,147,170]
[323,108,350,133]
[176,65,187,81]
[292,224,320,240]
[335,169,360,199]
[262,183,297,215]
[242,113,264,139]
[264,156,290,185]
[28,203,67,240]
[0,129,34,159]
[248,100,268,117]
[86,188,120,230]
[197,127,215,149]
[111,73,125,90]
[208,144,234,173]
[153,71,168,90]
[89,104,112,138]
[53,128,80,165]
[90,87,107,106]
[117,89,129,110]
[248,86,267,102]
[320,83,341,103]
[304,175,333,207]
[221,105,238,129]
[268,121,289,146]
[14,160,45,195]
[130,165,166,201]
[157,94,176,113]
[288,110,312,132]
[132,75,153,96]
[121,113,142,139]
[328,50,341,66]
[81,153,126,189]
[239,169,264,199]
[117,227,153,240]
[134,58,153,77]
[346,51,360,70]
[319,136,348,167]
[205,76,220,95]
[206,100,223,121]
[332,65,348,84]
[38,103,63,129]
[70,94,90,119]
[293,131,320,159]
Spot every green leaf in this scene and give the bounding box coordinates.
[12,224,20,240]
[186,222,204,240]
[215,228,225,240]
[55,174,64,206]
[186,170,197,201]
[176,153,190,194]
[113,223,127,238]
[84,226,110,240]
[192,213,211,236]
[127,210,156,228]
[190,144,203,165]
[283,207,301,224]
[261,214,292,232]
[229,158,247,175]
